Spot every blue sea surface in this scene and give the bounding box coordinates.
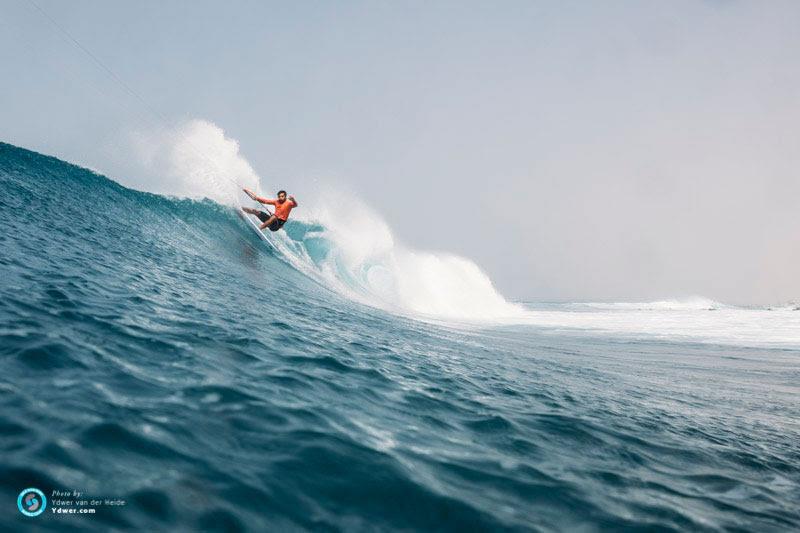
[1,142,799,531]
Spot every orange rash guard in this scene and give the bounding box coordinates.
[257,197,297,221]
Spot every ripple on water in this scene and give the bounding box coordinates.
[15,342,87,370]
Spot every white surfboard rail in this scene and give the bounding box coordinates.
[237,207,278,251]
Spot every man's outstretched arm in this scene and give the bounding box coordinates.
[243,188,276,205]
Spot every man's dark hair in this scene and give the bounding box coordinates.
[277,190,287,196]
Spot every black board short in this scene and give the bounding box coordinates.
[255,211,286,232]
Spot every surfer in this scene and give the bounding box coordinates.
[242,189,298,232]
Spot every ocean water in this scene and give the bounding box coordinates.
[1,141,799,532]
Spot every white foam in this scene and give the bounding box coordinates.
[518,301,800,349]
[132,119,261,205]
[569,296,725,311]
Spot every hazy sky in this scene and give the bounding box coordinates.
[2,1,798,304]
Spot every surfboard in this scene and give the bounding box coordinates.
[237,207,277,250]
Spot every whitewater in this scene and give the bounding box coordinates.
[1,136,799,531]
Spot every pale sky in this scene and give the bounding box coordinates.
[2,1,798,304]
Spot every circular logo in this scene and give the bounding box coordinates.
[17,488,46,517]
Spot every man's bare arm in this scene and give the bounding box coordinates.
[245,188,278,205]
[243,188,271,204]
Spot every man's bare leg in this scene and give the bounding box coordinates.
[241,206,275,230]
[259,215,277,230]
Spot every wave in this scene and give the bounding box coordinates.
[129,120,524,322]
[565,296,727,311]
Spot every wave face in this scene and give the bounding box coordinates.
[270,199,525,322]
[2,142,800,531]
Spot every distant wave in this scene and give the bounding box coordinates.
[519,299,800,348]
[566,296,726,311]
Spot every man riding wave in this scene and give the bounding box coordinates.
[241,188,298,232]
